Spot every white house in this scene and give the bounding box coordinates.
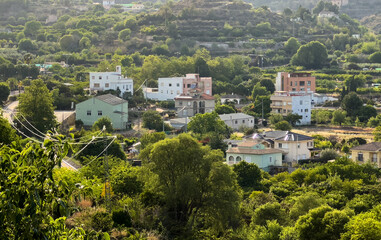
[89,66,134,97]
[144,74,212,101]
[102,0,115,8]
[144,77,183,101]
[219,113,254,130]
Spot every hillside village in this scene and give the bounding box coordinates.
[2,0,381,239]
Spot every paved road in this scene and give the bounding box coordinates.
[3,100,19,122]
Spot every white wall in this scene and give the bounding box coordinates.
[144,77,183,101]
[291,95,311,125]
[89,66,133,97]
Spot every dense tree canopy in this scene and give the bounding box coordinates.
[291,41,328,69]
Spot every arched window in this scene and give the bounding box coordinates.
[229,156,234,162]
[236,156,242,162]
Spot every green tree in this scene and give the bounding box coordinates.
[345,75,365,92]
[59,35,78,52]
[291,41,328,69]
[118,29,131,42]
[260,79,276,93]
[284,37,301,56]
[0,116,17,145]
[18,79,57,133]
[93,116,114,133]
[284,113,302,126]
[274,121,292,131]
[215,104,236,114]
[341,212,381,240]
[0,82,10,104]
[79,36,91,49]
[295,206,349,240]
[110,162,143,197]
[269,114,284,125]
[232,161,262,190]
[369,52,381,63]
[18,38,37,52]
[252,82,270,100]
[320,149,340,161]
[341,92,363,118]
[373,126,381,141]
[142,110,168,132]
[140,131,166,150]
[359,105,377,122]
[24,20,42,37]
[142,134,241,234]
[0,139,91,238]
[332,110,346,125]
[252,202,287,226]
[188,112,229,136]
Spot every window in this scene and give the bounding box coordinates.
[99,76,102,80]
[300,81,305,86]
[298,143,300,148]
[292,88,296,91]
[290,81,292,86]
[307,88,311,91]
[295,81,297,86]
[236,156,242,162]
[169,83,172,87]
[179,101,183,106]
[207,83,210,87]
[278,143,282,148]
[242,120,245,123]
[160,90,163,93]
[269,157,272,163]
[283,109,286,113]
[307,81,311,86]
[300,100,303,105]
[177,83,180,87]
[372,153,377,163]
[94,83,100,88]
[105,83,109,87]
[106,76,108,80]
[235,120,238,124]
[300,88,304,91]
[98,111,102,116]
[87,110,91,116]
[228,156,234,162]
[187,102,191,106]
[160,82,164,86]
[206,90,210,95]
[305,109,309,112]
[170,90,173,94]
[357,153,363,162]
[92,76,95,80]
[177,90,180,94]
[187,84,191,88]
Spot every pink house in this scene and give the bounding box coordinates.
[182,74,212,96]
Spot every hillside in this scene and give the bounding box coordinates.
[361,14,381,34]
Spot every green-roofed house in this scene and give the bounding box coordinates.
[76,94,128,130]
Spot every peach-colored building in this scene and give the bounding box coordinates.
[275,72,316,94]
[182,74,212,96]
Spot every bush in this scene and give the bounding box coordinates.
[112,209,132,228]
[274,121,292,131]
[320,149,340,161]
[91,211,113,232]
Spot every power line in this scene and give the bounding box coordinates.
[82,136,117,168]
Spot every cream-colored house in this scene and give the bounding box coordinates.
[248,131,314,166]
[351,142,381,167]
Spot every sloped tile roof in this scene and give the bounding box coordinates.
[95,94,127,106]
[351,142,381,152]
[226,148,284,155]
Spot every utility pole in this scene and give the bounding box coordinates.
[261,98,264,126]
[103,126,111,213]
